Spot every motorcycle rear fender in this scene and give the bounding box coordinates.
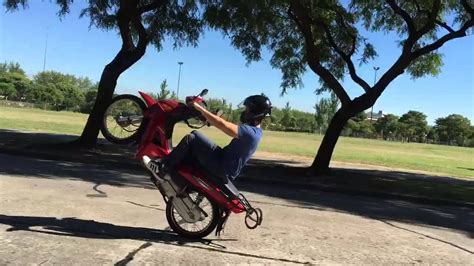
[139,91,156,106]
[176,167,246,213]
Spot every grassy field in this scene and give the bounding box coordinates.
[1,106,473,178]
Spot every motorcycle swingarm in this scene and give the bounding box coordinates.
[157,177,202,223]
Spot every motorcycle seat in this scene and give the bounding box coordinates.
[204,171,240,199]
[178,161,241,200]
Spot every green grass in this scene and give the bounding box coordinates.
[1,106,473,178]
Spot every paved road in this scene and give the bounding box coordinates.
[0,154,472,264]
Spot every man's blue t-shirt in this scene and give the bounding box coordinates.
[221,124,262,180]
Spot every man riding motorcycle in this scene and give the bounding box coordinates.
[144,94,272,188]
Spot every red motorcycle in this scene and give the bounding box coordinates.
[100,89,262,238]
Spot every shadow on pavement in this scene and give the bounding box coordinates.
[1,153,473,242]
[0,130,473,241]
[0,214,309,264]
[0,153,154,189]
[237,182,474,242]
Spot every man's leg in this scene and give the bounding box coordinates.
[163,130,222,173]
[162,131,196,170]
[188,131,223,174]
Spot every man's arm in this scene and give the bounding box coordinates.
[192,102,239,138]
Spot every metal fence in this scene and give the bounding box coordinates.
[0,100,36,108]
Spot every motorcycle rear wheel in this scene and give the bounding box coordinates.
[166,192,220,239]
[100,94,147,145]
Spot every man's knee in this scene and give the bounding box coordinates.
[184,132,196,144]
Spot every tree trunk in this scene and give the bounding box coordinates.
[78,49,146,147]
[77,2,152,148]
[77,66,117,147]
[310,107,354,175]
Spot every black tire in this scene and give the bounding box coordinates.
[100,94,147,145]
[166,192,221,239]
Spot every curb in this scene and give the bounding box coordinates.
[1,147,473,209]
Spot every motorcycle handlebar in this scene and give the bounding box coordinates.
[198,89,208,97]
[187,89,208,107]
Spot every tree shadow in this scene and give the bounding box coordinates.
[458,167,474,171]
[1,130,473,240]
[0,214,308,264]
[0,152,153,189]
[245,158,473,185]
[236,181,474,240]
[1,153,472,241]
[240,160,474,240]
[242,159,474,204]
[0,129,137,162]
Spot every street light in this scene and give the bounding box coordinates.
[43,30,49,72]
[370,66,380,122]
[177,62,183,99]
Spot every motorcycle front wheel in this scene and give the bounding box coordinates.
[100,94,147,145]
[166,191,221,239]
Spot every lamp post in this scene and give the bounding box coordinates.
[177,62,183,99]
[43,31,49,72]
[370,66,380,122]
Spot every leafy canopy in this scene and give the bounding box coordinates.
[203,0,473,96]
[4,0,205,52]
[5,0,473,101]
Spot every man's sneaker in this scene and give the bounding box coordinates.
[142,156,165,181]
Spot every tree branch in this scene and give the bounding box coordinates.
[131,14,148,53]
[461,0,474,17]
[288,0,351,106]
[386,0,415,34]
[117,8,134,51]
[436,20,455,33]
[414,0,454,33]
[137,0,164,14]
[303,4,370,92]
[318,20,371,92]
[364,0,472,110]
[414,0,441,38]
[335,12,357,56]
[412,19,474,59]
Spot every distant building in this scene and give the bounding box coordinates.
[366,110,384,121]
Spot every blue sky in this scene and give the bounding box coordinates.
[1,2,473,125]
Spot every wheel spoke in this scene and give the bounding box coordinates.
[102,97,144,143]
[170,193,216,236]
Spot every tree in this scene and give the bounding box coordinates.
[76,77,96,92]
[7,0,204,147]
[34,71,76,86]
[80,87,99,114]
[435,114,472,146]
[426,126,439,143]
[32,71,85,111]
[296,116,313,132]
[314,92,339,134]
[0,70,32,101]
[343,112,375,138]
[375,114,400,140]
[467,126,474,147]
[57,82,85,111]
[155,80,172,100]
[203,0,473,174]
[30,84,64,108]
[0,82,16,99]
[280,102,295,129]
[0,62,26,75]
[206,97,227,113]
[399,111,428,142]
